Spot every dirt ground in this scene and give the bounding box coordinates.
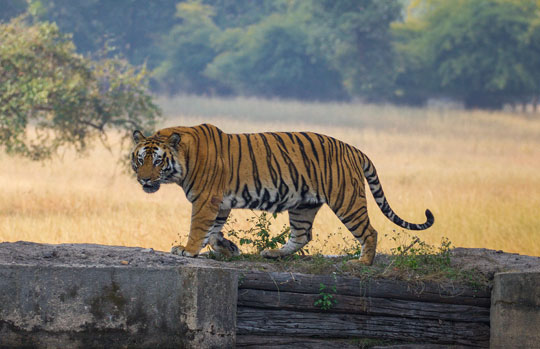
[1,241,539,283]
[448,247,540,279]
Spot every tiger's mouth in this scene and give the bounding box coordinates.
[142,183,160,193]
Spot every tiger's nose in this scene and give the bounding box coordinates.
[138,177,151,185]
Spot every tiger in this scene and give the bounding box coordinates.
[131,123,434,265]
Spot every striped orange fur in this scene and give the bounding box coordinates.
[131,123,434,265]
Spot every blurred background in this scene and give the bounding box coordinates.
[4,0,540,107]
[1,0,539,256]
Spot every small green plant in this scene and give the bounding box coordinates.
[314,283,337,310]
[382,232,489,287]
[387,230,453,273]
[343,240,363,259]
[226,212,290,253]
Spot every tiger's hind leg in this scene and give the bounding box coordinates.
[333,206,378,266]
[261,205,321,259]
[351,222,378,266]
[207,209,240,258]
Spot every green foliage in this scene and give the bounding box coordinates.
[205,0,282,29]
[384,232,488,287]
[393,0,540,108]
[386,230,454,275]
[314,283,337,311]
[154,1,227,95]
[156,1,346,100]
[205,13,346,100]
[390,18,439,106]
[155,0,398,100]
[0,17,160,160]
[303,0,403,101]
[343,241,363,259]
[12,0,540,107]
[220,221,487,287]
[27,0,178,68]
[226,212,290,253]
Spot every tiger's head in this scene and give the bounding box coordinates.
[131,130,183,194]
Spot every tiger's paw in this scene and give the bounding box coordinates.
[260,249,285,259]
[211,246,241,259]
[346,257,374,266]
[208,235,241,258]
[171,245,197,257]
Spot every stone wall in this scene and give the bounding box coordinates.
[0,242,539,348]
[0,242,237,349]
[490,271,540,348]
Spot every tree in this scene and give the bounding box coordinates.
[156,1,346,100]
[18,0,404,102]
[390,15,440,106]
[205,13,346,100]
[27,0,179,68]
[204,0,282,29]
[303,0,403,101]
[0,18,160,160]
[153,0,288,96]
[153,1,228,95]
[394,0,540,109]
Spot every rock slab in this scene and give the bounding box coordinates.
[0,243,237,349]
[490,271,540,348]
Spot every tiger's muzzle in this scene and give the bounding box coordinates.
[139,178,161,193]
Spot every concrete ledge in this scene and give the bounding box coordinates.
[490,271,540,348]
[3,242,539,348]
[0,243,237,349]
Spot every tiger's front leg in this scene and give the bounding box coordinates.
[171,199,220,257]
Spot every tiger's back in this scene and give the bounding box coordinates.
[221,130,343,213]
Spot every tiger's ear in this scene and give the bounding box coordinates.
[168,133,181,149]
[133,130,146,143]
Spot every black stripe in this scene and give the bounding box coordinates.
[300,132,319,162]
[294,134,312,179]
[260,134,279,187]
[246,134,262,195]
[234,135,243,193]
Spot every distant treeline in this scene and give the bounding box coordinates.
[3,0,540,109]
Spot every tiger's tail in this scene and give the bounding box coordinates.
[362,155,434,230]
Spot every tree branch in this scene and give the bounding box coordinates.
[79,120,105,132]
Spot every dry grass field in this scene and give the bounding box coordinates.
[1,96,539,256]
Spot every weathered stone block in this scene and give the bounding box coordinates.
[490,271,540,348]
[0,263,237,348]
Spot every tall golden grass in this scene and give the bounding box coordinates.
[1,96,539,256]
